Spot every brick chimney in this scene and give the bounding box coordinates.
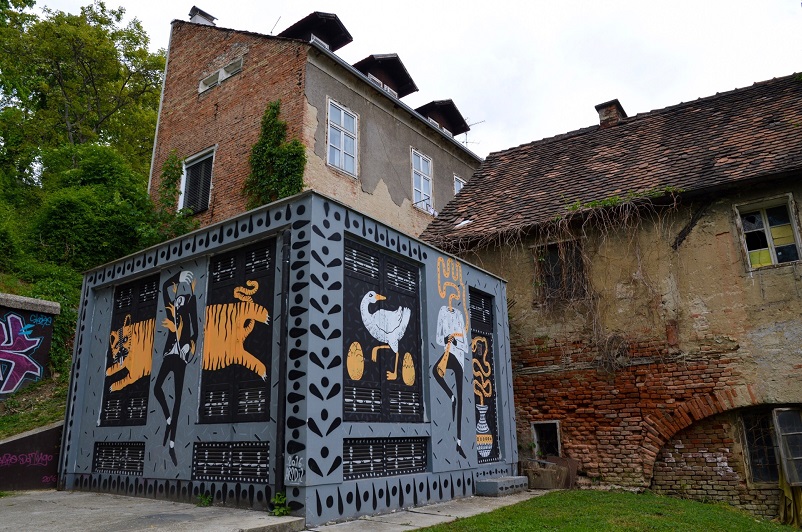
[189,6,217,26]
[595,99,627,128]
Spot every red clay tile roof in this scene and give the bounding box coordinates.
[422,74,802,248]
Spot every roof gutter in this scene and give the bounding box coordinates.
[307,41,483,163]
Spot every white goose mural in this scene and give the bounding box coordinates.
[359,291,411,381]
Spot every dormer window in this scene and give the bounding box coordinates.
[367,73,383,87]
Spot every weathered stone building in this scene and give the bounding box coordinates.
[148,9,481,237]
[423,74,802,518]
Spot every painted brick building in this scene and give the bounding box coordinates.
[148,9,481,237]
[423,74,802,519]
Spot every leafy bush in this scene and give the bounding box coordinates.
[31,185,146,270]
[0,218,19,273]
[137,150,199,248]
[11,257,82,376]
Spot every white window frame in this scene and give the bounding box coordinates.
[734,193,802,271]
[411,148,434,214]
[327,99,358,178]
[178,146,215,214]
[198,57,243,93]
[454,175,466,195]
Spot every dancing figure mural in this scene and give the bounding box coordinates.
[433,257,469,459]
[153,270,198,465]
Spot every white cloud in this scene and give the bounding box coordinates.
[39,0,802,157]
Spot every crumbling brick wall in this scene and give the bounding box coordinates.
[149,21,308,227]
[512,333,755,487]
[651,412,780,518]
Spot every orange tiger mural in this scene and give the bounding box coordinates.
[202,280,270,379]
[106,314,156,392]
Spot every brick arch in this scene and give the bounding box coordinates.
[640,384,759,479]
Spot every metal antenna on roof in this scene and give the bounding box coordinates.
[461,118,485,146]
[270,16,281,35]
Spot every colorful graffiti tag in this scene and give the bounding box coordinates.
[0,313,44,395]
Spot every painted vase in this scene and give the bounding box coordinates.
[475,404,493,458]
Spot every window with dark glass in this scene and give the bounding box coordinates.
[773,408,802,486]
[742,411,779,484]
[535,241,586,300]
[181,152,213,214]
[342,239,423,423]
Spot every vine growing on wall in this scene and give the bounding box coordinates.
[243,100,307,208]
[459,187,686,374]
[138,150,199,246]
[157,150,184,210]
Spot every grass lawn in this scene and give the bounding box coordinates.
[422,489,790,531]
[0,378,68,440]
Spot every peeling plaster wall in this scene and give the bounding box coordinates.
[460,177,802,515]
[303,53,481,237]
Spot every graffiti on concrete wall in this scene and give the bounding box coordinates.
[0,312,45,395]
[285,454,305,484]
[0,422,61,490]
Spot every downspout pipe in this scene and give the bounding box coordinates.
[274,228,292,498]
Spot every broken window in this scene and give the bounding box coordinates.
[736,196,801,269]
[774,408,802,486]
[534,241,586,301]
[532,421,561,458]
[742,411,780,484]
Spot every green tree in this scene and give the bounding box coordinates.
[0,1,164,191]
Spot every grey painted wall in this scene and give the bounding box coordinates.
[305,54,480,213]
[60,192,517,526]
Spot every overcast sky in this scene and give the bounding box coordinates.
[39,0,802,159]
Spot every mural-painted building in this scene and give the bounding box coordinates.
[58,192,517,526]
